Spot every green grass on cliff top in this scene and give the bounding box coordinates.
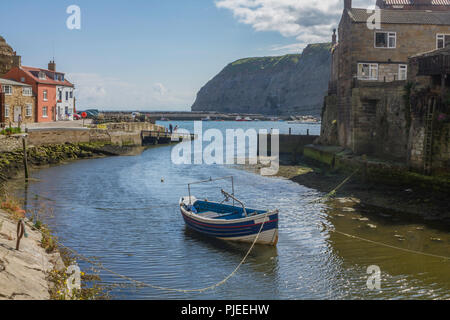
[229,43,331,70]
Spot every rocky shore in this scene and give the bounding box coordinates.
[0,209,64,300]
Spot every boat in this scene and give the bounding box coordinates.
[201,116,211,121]
[235,116,252,121]
[179,176,279,245]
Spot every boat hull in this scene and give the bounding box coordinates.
[180,204,278,246]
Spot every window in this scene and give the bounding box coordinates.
[23,87,32,96]
[42,106,48,118]
[398,65,407,81]
[437,34,450,49]
[39,72,46,80]
[43,90,48,101]
[358,63,378,80]
[26,103,32,117]
[70,91,73,99]
[58,90,62,101]
[20,77,25,82]
[66,91,69,101]
[375,32,396,48]
[2,85,12,95]
[4,104,9,118]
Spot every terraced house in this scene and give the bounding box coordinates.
[322,0,450,163]
[0,78,35,125]
[4,60,75,122]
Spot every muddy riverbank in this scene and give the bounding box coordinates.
[246,158,450,228]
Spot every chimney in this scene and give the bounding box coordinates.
[332,29,337,45]
[12,53,21,68]
[344,0,352,10]
[48,60,56,71]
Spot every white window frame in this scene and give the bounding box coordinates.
[398,64,408,81]
[357,63,379,80]
[42,106,48,118]
[375,31,396,49]
[26,103,32,117]
[2,85,12,95]
[4,104,9,118]
[436,34,450,49]
[43,90,48,101]
[39,72,46,80]
[22,87,32,96]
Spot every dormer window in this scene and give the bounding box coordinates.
[39,71,46,80]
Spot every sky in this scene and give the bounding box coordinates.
[0,0,373,111]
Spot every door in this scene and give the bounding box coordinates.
[14,106,21,122]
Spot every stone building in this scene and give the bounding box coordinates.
[0,78,35,125]
[320,0,450,174]
[407,46,450,174]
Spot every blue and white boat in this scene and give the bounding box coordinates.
[179,177,279,246]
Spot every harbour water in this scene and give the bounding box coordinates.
[13,121,450,299]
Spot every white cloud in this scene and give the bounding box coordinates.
[216,0,374,52]
[66,73,192,111]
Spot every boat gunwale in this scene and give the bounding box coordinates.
[179,199,278,225]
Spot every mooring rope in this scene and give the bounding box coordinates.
[22,210,271,293]
[321,223,450,261]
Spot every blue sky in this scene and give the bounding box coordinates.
[0,0,372,111]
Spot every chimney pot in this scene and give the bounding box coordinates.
[48,60,56,71]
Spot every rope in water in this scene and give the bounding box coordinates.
[322,224,450,261]
[22,210,271,293]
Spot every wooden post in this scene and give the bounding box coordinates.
[22,136,29,180]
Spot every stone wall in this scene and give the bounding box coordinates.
[351,81,408,160]
[0,135,22,152]
[319,95,339,145]
[103,122,162,132]
[432,123,450,175]
[258,133,318,163]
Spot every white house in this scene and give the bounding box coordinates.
[47,60,75,121]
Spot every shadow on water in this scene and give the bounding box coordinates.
[182,227,279,275]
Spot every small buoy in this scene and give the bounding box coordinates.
[161,178,164,182]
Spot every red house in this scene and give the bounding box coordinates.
[4,62,74,122]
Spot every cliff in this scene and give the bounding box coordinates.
[0,36,16,76]
[191,43,332,117]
